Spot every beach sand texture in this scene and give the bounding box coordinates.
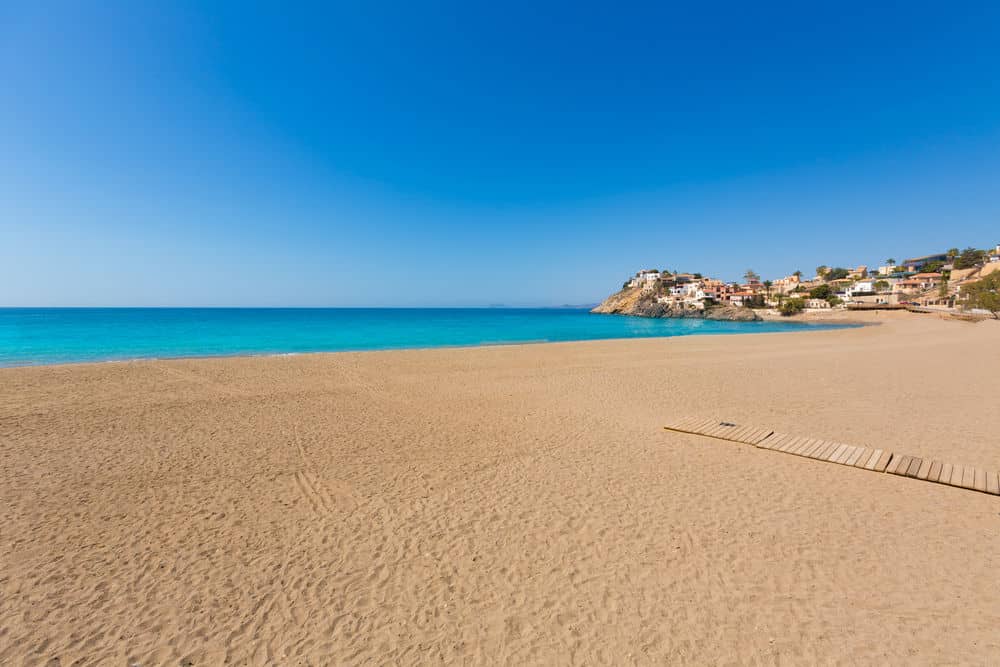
[2,312,999,664]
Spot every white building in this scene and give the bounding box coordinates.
[627,270,661,288]
[845,281,875,298]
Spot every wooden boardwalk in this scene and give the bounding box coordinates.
[664,418,1000,496]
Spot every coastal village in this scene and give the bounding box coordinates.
[599,244,1000,319]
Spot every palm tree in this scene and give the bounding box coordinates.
[816,266,828,279]
[792,270,802,279]
[947,248,959,259]
[763,280,773,299]
[744,269,760,283]
[886,258,895,267]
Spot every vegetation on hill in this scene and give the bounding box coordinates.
[954,247,988,270]
[780,298,805,316]
[961,272,1000,318]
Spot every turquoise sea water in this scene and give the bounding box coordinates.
[0,308,855,367]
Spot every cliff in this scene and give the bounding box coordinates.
[590,286,761,321]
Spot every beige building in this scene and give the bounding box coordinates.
[773,274,801,294]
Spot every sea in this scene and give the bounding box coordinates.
[0,308,854,367]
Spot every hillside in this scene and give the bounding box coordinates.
[591,285,760,321]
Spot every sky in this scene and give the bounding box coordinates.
[2,1,999,307]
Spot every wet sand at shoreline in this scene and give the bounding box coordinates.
[2,312,999,664]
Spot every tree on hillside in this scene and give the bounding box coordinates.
[874,280,890,292]
[744,269,760,283]
[886,258,896,267]
[954,247,986,270]
[792,270,802,278]
[961,272,1000,317]
[780,298,805,316]
[809,284,833,300]
[763,280,773,299]
[816,265,828,278]
[947,248,959,259]
[825,267,850,281]
[922,260,944,274]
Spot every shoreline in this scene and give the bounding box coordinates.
[0,314,879,371]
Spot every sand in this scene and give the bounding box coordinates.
[2,312,999,665]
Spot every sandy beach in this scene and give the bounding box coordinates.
[2,311,998,665]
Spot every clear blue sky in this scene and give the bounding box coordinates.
[2,1,999,307]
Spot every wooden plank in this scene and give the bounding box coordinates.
[811,441,833,459]
[863,449,883,470]
[830,444,851,464]
[757,433,792,450]
[697,421,725,437]
[898,456,916,476]
[709,423,740,439]
[987,471,1000,496]
[846,447,867,467]
[701,422,730,437]
[663,416,689,430]
[816,441,840,460]
[745,428,772,445]
[852,448,873,468]
[826,444,849,463]
[757,432,786,449]
[787,437,812,454]
[973,468,987,493]
[831,444,853,462]
[872,451,893,472]
[690,418,723,434]
[790,438,815,456]
[668,417,706,433]
[885,455,912,475]
[835,446,857,465]
[719,425,747,442]
[961,465,976,489]
[682,422,1000,498]
[725,424,752,441]
[778,436,803,453]
[686,419,715,434]
[850,447,871,468]
[726,426,753,442]
[735,426,762,443]
[669,416,702,431]
[772,435,796,452]
[805,439,827,456]
[843,446,862,465]
[939,463,954,486]
[802,440,828,458]
[797,439,820,457]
